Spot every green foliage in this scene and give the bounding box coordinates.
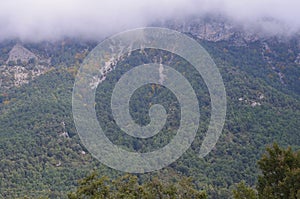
[257,143,300,199]
[68,172,207,199]
[233,144,300,199]
[0,38,299,198]
[233,181,257,199]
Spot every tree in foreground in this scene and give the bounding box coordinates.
[257,143,300,199]
[233,143,300,199]
[68,172,207,199]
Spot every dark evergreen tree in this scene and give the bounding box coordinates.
[257,143,300,199]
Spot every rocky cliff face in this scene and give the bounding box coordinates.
[156,17,260,45]
[0,44,50,89]
[1,16,300,91]
[6,43,38,64]
[160,16,300,46]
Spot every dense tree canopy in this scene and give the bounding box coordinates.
[68,173,207,199]
[0,38,299,198]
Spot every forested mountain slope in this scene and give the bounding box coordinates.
[0,25,299,198]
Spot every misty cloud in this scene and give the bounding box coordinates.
[1,0,300,41]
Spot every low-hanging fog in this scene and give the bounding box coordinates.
[1,0,300,41]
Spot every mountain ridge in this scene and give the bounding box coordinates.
[0,18,299,198]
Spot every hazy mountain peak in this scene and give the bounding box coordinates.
[7,43,37,64]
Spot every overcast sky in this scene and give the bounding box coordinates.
[1,0,300,41]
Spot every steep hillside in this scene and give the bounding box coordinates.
[0,22,299,198]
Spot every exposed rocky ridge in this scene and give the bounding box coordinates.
[6,43,38,64]
[0,44,51,89]
[155,17,259,45]
[160,16,300,46]
[0,64,50,89]
[1,17,300,91]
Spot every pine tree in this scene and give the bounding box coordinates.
[233,143,300,199]
[257,143,300,199]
